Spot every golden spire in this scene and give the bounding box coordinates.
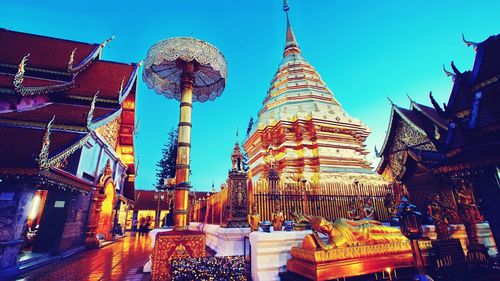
[283,0,301,57]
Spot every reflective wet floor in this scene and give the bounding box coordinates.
[17,233,151,281]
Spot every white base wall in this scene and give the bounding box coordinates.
[143,223,251,272]
[249,223,497,281]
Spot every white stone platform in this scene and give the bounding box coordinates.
[143,222,251,272]
[249,223,498,281]
[249,229,327,281]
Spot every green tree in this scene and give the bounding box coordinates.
[155,128,178,187]
[242,116,254,172]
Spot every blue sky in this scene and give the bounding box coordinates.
[2,1,499,191]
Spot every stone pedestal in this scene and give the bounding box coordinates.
[199,224,250,256]
[222,170,249,228]
[143,228,172,272]
[249,230,327,281]
[150,230,206,281]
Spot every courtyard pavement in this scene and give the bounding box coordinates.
[15,233,151,281]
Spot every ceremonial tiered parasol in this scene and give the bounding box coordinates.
[143,37,227,230]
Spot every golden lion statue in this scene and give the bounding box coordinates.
[302,215,408,250]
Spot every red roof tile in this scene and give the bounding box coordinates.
[0,29,97,72]
[68,60,135,100]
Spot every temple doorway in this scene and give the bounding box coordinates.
[95,180,115,241]
[19,190,48,262]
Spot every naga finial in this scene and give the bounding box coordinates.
[375,145,381,157]
[387,97,394,106]
[450,61,461,75]
[13,53,30,89]
[118,76,125,95]
[39,115,55,170]
[87,91,99,130]
[434,124,441,140]
[406,93,413,103]
[283,0,290,12]
[462,34,478,51]
[443,64,456,81]
[67,48,77,71]
[100,34,115,48]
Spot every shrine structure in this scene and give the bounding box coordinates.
[243,1,385,187]
[0,29,138,271]
[377,34,500,253]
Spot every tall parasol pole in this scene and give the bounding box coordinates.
[143,37,227,231]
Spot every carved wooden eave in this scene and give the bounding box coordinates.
[86,91,99,131]
[12,54,76,96]
[38,115,55,170]
[410,102,448,130]
[118,61,142,104]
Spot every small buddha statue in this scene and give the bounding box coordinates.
[383,193,397,217]
[363,197,376,220]
[347,200,360,220]
[248,203,261,232]
[290,206,309,231]
[455,186,483,244]
[427,194,450,240]
[271,201,285,231]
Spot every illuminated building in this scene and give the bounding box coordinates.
[377,34,500,249]
[243,3,385,186]
[0,29,139,270]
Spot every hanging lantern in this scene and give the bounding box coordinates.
[397,197,423,240]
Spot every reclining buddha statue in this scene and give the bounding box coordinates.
[287,215,431,281]
[301,215,408,250]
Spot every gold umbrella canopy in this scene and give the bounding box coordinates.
[142,37,228,102]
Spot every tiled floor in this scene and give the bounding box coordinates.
[17,233,151,281]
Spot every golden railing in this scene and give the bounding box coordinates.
[191,187,228,225]
[190,180,393,224]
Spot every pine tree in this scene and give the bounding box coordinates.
[242,116,254,172]
[155,128,178,187]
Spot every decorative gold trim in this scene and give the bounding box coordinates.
[0,118,87,132]
[13,53,76,96]
[473,74,499,92]
[87,91,99,130]
[67,48,77,71]
[47,134,91,168]
[13,53,29,89]
[68,35,114,74]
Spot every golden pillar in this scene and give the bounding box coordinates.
[174,62,194,230]
[143,37,227,280]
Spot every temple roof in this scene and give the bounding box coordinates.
[0,28,97,73]
[0,124,86,168]
[0,29,138,201]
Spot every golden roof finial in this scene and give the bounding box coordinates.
[462,34,478,51]
[38,115,55,170]
[67,48,77,71]
[13,53,30,89]
[443,64,456,81]
[87,91,99,130]
[118,76,125,95]
[100,34,115,48]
